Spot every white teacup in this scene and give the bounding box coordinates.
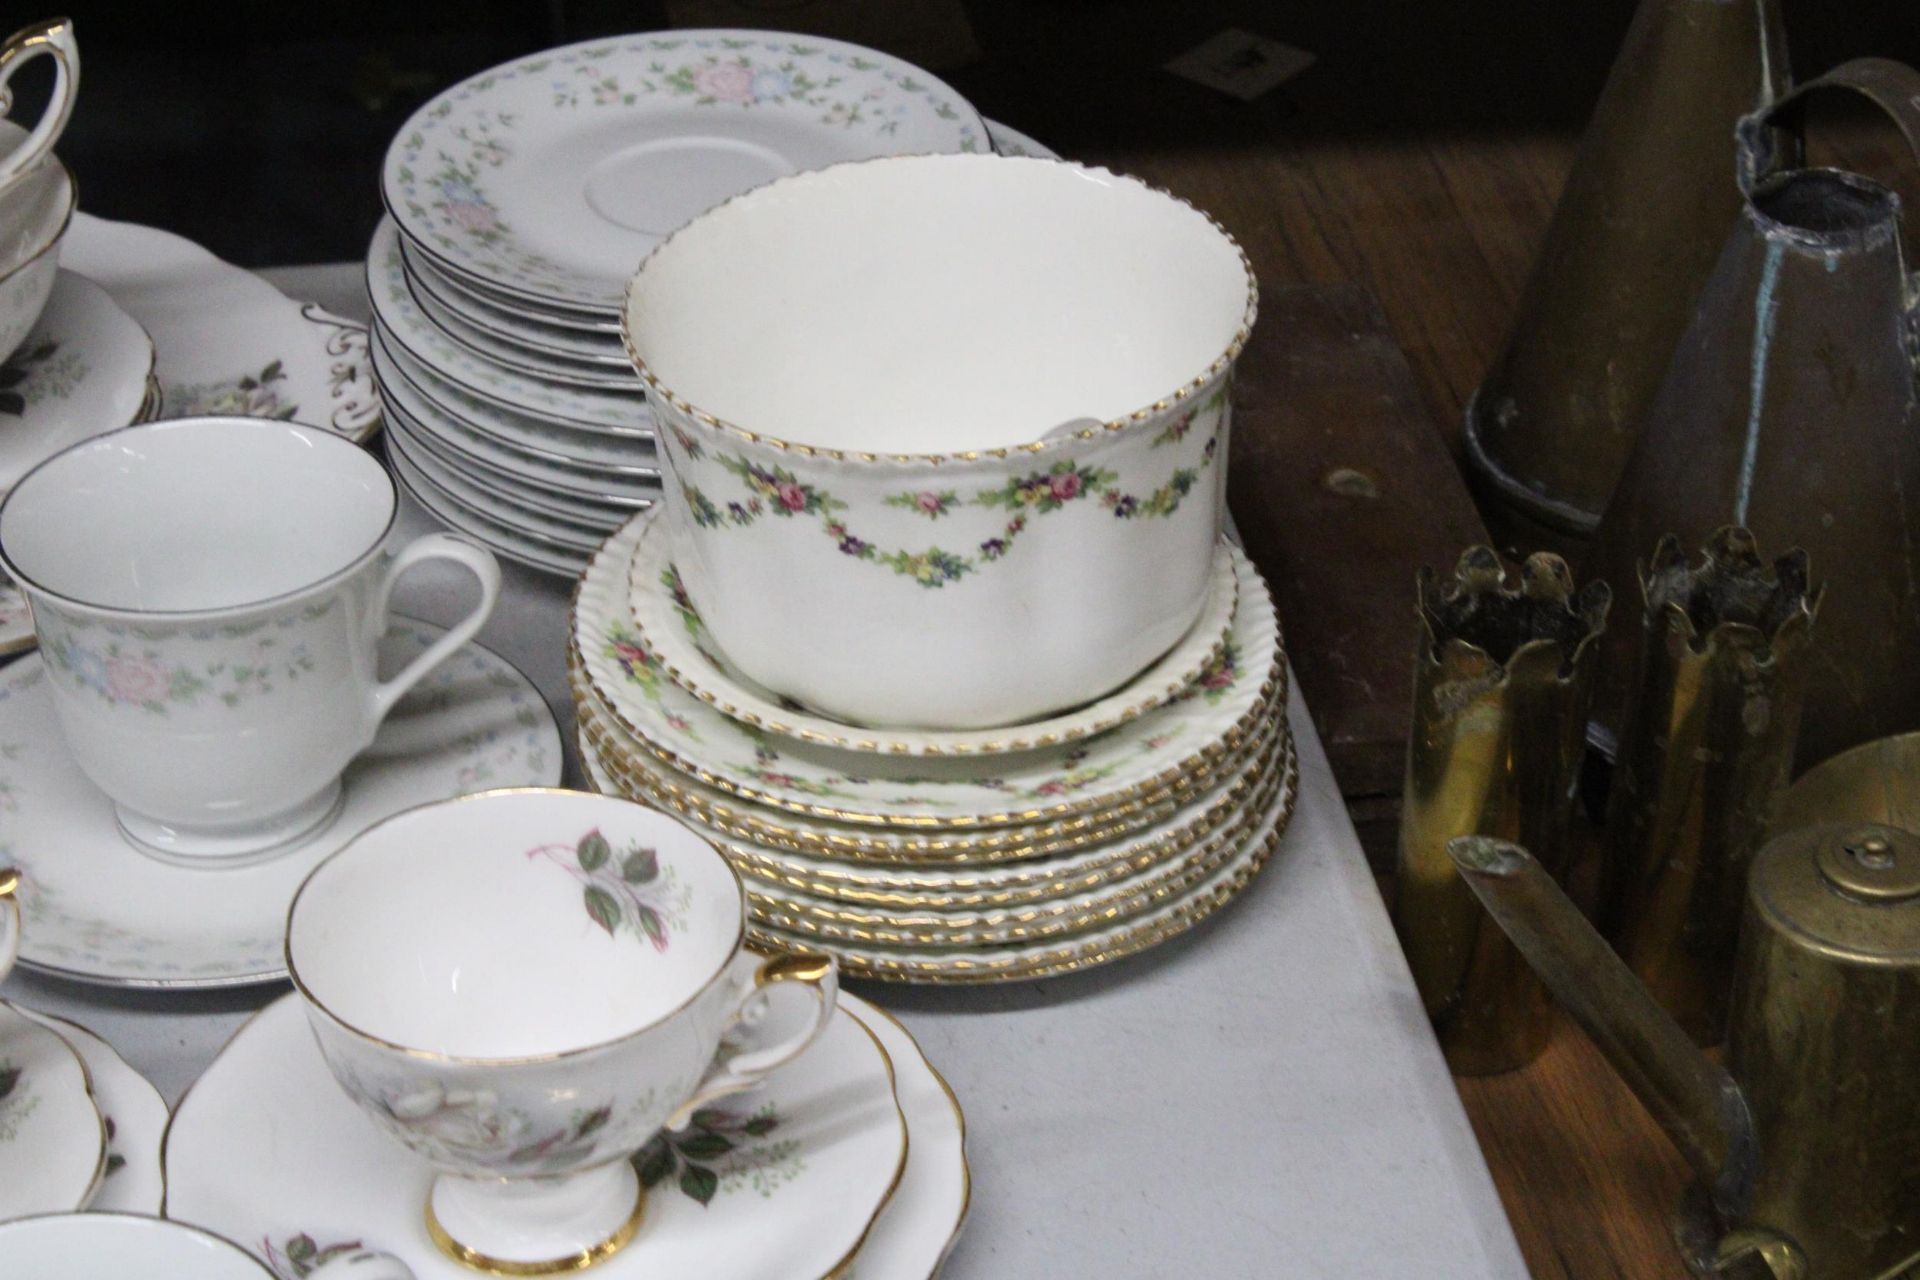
[0,19,78,192]
[0,417,501,864]
[0,1211,413,1279]
[286,788,838,1273]
[0,124,72,364]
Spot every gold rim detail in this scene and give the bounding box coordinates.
[425,1180,646,1275]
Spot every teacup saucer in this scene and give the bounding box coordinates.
[0,618,562,988]
[165,991,912,1279]
[22,1007,168,1214]
[626,508,1237,756]
[0,1000,107,1219]
[0,269,156,491]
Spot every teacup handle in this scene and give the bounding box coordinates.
[0,867,19,986]
[666,952,839,1130]
[0,18,78,191]
[366,532,502,725]
[302,1249,415,1280]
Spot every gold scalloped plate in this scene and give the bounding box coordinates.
[574,656,1286,864]
[598,724,1289,908]
[740,736,1291,949]
[571,511,1286,831]
[744,748,1297,984]
[626,508,1239,757]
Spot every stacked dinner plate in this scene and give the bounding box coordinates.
[365,29,992,575]
[571,508,1295,983]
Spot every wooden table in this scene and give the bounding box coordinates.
[937,1,1920,1272]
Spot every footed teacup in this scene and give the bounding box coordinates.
[286,788,838,1274]
[624,152,1257,730]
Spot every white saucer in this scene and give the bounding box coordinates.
[0,269,155,491]
[405,268,645,390]
[0,1000,106,1218]
[405,245,629,358]
[382,30,985,313]
[22,1007,167,1214]
[390,440,593,579]
[61,214,381,443]
[404,255,634,371]
[165,990,914,1279]
[0,619,562,988]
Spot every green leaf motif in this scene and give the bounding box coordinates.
[584,885,622,935]
[577,829,611,871]
[636,905,667,947]
[0,1063,17,1101]
[286,1236,317,1263]
[743,1114,778,1138]
[680,1163,719,1206]
[635,1136,674,1188]
[621,847,659,883]
[679,1132,734,1160]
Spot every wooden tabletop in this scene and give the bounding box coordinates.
[936,1,1919,1274]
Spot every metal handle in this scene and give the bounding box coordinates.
[1737,57,1920,194]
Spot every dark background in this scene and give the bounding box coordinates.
[22,0,1920,268]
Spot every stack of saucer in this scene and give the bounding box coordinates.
[366,29,989,576]
[571,509,1296,983]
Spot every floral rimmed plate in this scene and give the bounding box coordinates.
[390,440,592,580]
[749,750,1297,984]
[373,326,660,475]
[0,1001,106,1218]
[574,655,1282,864]
[404,263,646,389]
[393,411,638,528]
[381,29,986,313]
[0,269,155,491]
[404,249,632,367]
[626,508,1237,756]
[368,217,656,431]
[61,214,381,443]
[741,734,1290,948]
[164,992,915,1280]
[0,619,562,988]
[21,1008,167,1214]
[575,511,1285,830]
[388,425,608,552]
[401,235,624,333]
[583,714,1278,907]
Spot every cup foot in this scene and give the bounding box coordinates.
[114,779,346,869]
[426,1162,646,1275]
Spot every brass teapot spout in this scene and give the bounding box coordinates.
[1447,831,1920,1279]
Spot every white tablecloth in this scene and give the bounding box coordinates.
[0,266,1529,1279]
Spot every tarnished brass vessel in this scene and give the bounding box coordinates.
[1604,528,1817,1044]
[1463,0,1788,535]
[1585,58,1920,771]
[1451,828,1920,1278]
[1391,548,1608,1075]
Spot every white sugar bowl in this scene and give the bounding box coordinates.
[624,153,1257,730]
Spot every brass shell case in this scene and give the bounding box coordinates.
[1393,548,1609,1075]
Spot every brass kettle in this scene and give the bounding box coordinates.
[1448,826,1920,1278]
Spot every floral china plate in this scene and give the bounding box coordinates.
[368,217,655,431]
[21,1008,167,1214]
[627,508,1236,756]
[390,439,594,579]
[0,269,155,491]
[575,511,1284,830]
[0,1000,106,1218]
[0,620,561,988]
[165,992,910,1280]
[401,235,624,334]
[60,213,380,442]
[403,250,633,369]
[403,266,645,389]
[392,412,638,528]
[582,713,1275,908]
[388,426,608,552]
[750,744,1298,984]
[745,736,1290,949]
[373,327,661,477]
[574,654,1275,865]
[382,29,985,313]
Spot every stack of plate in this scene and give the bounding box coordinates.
[365,29,991,575]
[571,509,1296,983]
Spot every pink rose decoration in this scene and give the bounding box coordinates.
[106,657,169,704]
[914,491,944,515]
[1050,472,1082,502]
[446,202,497,234]
[693,62,755,102]
[776,481,808,512]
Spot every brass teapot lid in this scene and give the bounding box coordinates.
[1750,823,1920,962]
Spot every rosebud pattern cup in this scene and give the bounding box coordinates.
[0,417,501,864]
[286,788,838,1273]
